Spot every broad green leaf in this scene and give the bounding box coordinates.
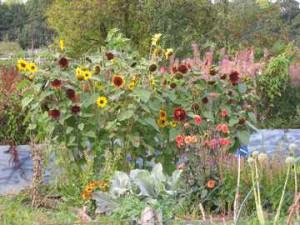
[78,123,84,131]
[144,118,160,132]
[118,110,134,121]
[169,129,180,141]
[131,89,151,103]
[229,118,239,127]
[21,97,33,108]
[66,127,74,134]
[17,79,29,90]
[84,131,97,138]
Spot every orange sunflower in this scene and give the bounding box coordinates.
[112,74,125,88]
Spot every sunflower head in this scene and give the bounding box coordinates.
[112,75,125,88]
[157,118,167,128]
[151,33,162,46]
[27,62,38,73]
[83,70,92,80]
[159,110,167,119]
[96,96,107,108]
[76,67,84,81]
[17,58,28,72]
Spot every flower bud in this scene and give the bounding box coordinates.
[258,153,268,164]
[252,151,259,158]
[285,156,295,165]
[289,143,298,154]
[247,157,255,165]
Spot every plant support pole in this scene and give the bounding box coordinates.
[233,155,241,224]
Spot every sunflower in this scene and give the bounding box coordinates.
[58,57,69,68]
[164,48,174,60]
[50,79,62,90]
[112,75,125,88]
[159,110,167,120]
[93,65,101,75]
[96,96,107,108]
[66,89,76,101]
[71,105,80,115]
[76,67,84,81]
[48,109,60,120]
[169,121,177,128]
[27,62,38,73]
[59,39,64,51]
[151,33,162,46]
[94,81,103,90]
[157,118,167,128]
[83,70,92,80]
[128,81,135,90]
[16,58,28,72]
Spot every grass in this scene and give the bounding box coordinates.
[0,192,78,225]
[0,42,22,57]
[0,192,295,225]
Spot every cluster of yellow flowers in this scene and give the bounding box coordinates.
[75,67,92,81]
[156,110,177,128]
[16,58,38,79]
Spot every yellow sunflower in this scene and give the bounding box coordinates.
[96,96,107,108]
[159,110,167,120]
[83,70,92,80]
[151,33,162,46]
[27,62,38,73]
[75,67,84,81]
[164,48,174,60]
[157,118,167,128]
[169,121,177,128]
[128,80,135,90]
[94,81,103,90]
[59,39,64,51]
[16,58,28,72]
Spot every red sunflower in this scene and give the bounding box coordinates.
[112,75,125,88]
[48,109,60,120]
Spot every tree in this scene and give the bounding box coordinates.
[19,0,54,49]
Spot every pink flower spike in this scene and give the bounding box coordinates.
[194,115,201,125]
[209,92,220,98]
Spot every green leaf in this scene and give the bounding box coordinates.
[84,131,97,138]
[201,189,208,199]
[169,129,180,141]
[78,123,84,131]
[21,97,33,108]
[203,111,214,122]
[17,80,29,90]
[66,127,74,134]
[237,130,250,145]
[144,118,160,132]
[131,89,151,103]
[118,110,134,121]
[229,118,239,127]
